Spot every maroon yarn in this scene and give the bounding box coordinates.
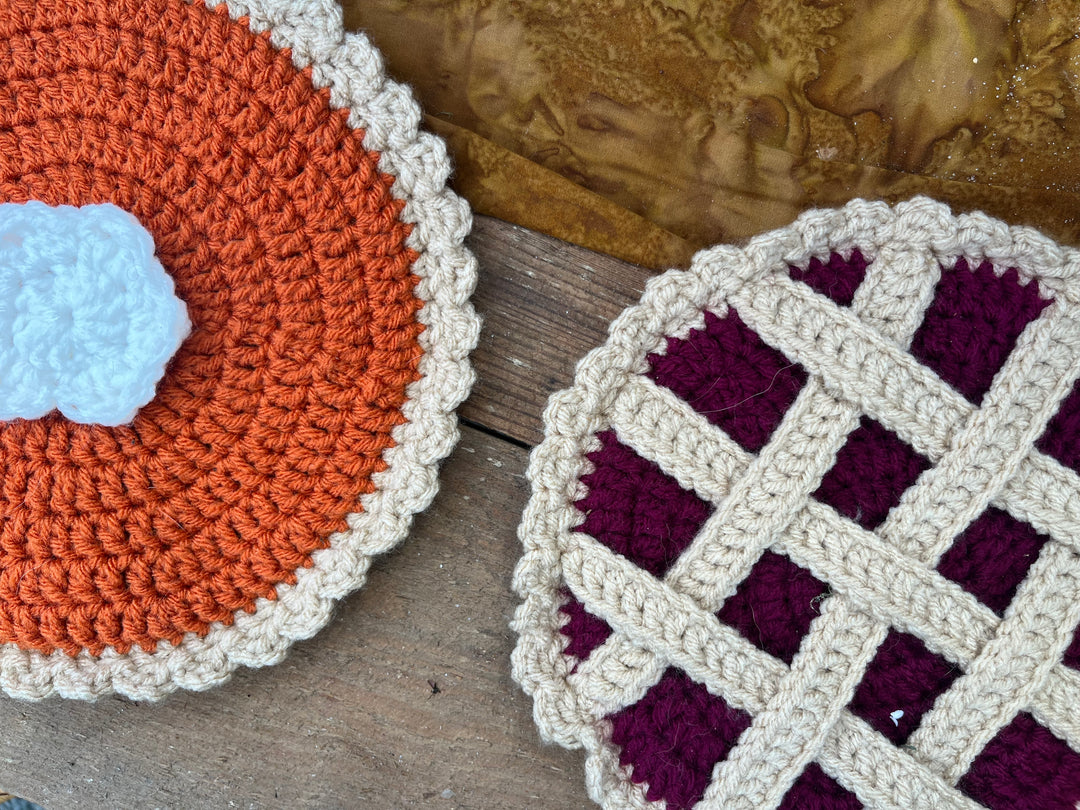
[1039,381,1080,475]
[813,416,930,530]
[779,763,863,810]
[647,309,806,453]
[789,249,870,307]
[572,250,1080,806]
[1065,628,1080,671]
[910,258,1049,404]
[645,253,868,455]
[848,629,959,745]
[576,431,713,578]
[558,594,611,662]
[609,668,751,810]
[716,550,829,664]
[937,507,1048,615]
[958,712,1080,809]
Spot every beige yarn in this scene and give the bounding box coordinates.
[0,0,480,701]
[512,197,1080,810]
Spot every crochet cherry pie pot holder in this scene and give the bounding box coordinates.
[0,0,479,700]
[512,197,1080,810]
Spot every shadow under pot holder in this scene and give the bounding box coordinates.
[0,0,479,700]
[512,197,1080,810]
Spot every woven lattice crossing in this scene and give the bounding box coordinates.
[514,198,1080,810]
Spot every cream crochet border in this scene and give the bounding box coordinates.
[0,0,480,701]
[512,197,1080,810]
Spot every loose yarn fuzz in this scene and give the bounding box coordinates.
[512,197,1080,810]
[0,0,479,700]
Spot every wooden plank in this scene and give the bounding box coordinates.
[0,425,589,809]
[464,215,659,447]
[0,215,658,808]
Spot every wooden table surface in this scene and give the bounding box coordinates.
[6,1,1078,806]
[0,216,658,809]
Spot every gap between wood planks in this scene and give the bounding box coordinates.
[463,215,660,449]
[0,216,662,809]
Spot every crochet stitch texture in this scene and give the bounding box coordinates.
[0,0,479,700]
[513,197,1080,810]
[0,202,190,426]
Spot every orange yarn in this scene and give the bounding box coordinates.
[0,0,424,656]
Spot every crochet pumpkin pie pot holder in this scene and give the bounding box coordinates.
[0,0,479,700]
[512,198,1080,810]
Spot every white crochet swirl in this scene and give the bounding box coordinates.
[0,201,190,427]
[0,0,480,701]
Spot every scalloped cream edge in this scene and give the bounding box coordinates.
[510,196,1080,809]
[0,0,480,701]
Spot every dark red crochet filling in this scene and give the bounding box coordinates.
[958,712,1080,809]
[558,594,611,663]
[566,251,1080,806]
[647,309,806,454]
[609,668,750,810]
[1040,382,1080,475]
[813,416,930,531]
[575,430,712,579]
[779,763,863,810]
[789,249,869,307]
[910,258,1049,404]
[1065,629,1080,671]
[847,629,959,745]
[716,550,829,665]
[608,667,864,810]
[936,507,1048,616]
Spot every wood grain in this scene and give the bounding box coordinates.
[0,424,590,809]
[464,215,657,447]
[0,216,654,809]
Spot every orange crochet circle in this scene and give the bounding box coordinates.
[0,0,423,656]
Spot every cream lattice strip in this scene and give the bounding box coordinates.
[776,292,1080,786]
[729,273,1080,558]
[664,244,941,607]
[729,273,966,457]
[874,299,1080,564]
[870,298,1080,780]
[607,374,1080,752]
[571,634,669,720]
[597,368,862,803]
[683,239,946,807]
[512,198,1080,810]
[607,375,743,505]
[819,713,983,810]
[661,377,859,611]
[785,299,1080,791]
[1038,667,1080,745]
[699,599,888,810]
[782,500,993,660]
[563,536,787,716]
[702,267,1079,806]
[563,535,983,810]
[909,540,1080,782]
[789,482,1080,756]
[994,451,1080,550]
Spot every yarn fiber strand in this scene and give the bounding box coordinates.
[513,197,1080,810]
[0,0,479,700]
